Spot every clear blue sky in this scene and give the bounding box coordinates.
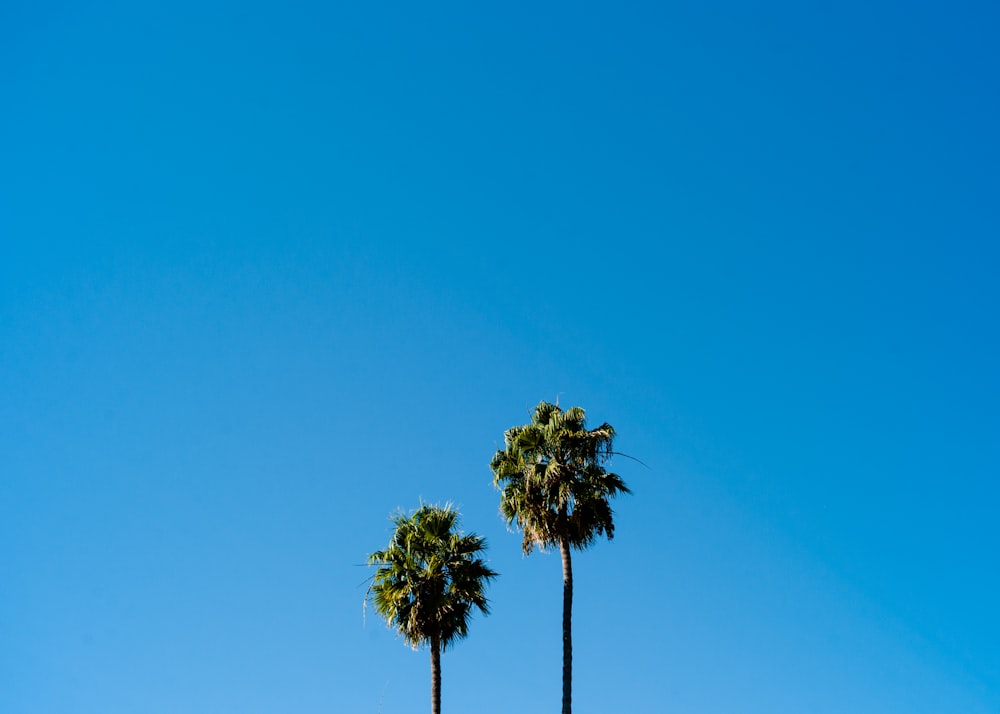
[2,2,998,712]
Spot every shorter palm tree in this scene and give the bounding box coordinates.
[367,504,498,714]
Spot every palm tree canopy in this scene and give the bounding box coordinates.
[367,504,498,651]
[490,401,630,554]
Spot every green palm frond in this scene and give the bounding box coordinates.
[490,401,631,554]
[366,504,498,652]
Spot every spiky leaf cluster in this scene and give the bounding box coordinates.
[490,401,630,555]
[367,504,498,651]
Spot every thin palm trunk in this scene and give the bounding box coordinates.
[430,634,441,714]
[560,536,573,714]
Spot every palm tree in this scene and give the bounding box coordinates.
[490,401,630,714]
[367,504,498,714]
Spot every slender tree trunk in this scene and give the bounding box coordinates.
[430,634,442,714]
[560,536,573,714]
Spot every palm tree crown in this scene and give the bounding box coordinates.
[490,401,630,553]
[367,504,497,651]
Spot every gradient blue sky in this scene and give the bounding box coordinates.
[2,2,998,713]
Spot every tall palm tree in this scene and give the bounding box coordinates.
[490,401,630,714]
[367,504,498,714]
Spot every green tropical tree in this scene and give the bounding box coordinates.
[367,504,498,714]
[490,401,630,714]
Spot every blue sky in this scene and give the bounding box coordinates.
[2,2,998,712]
